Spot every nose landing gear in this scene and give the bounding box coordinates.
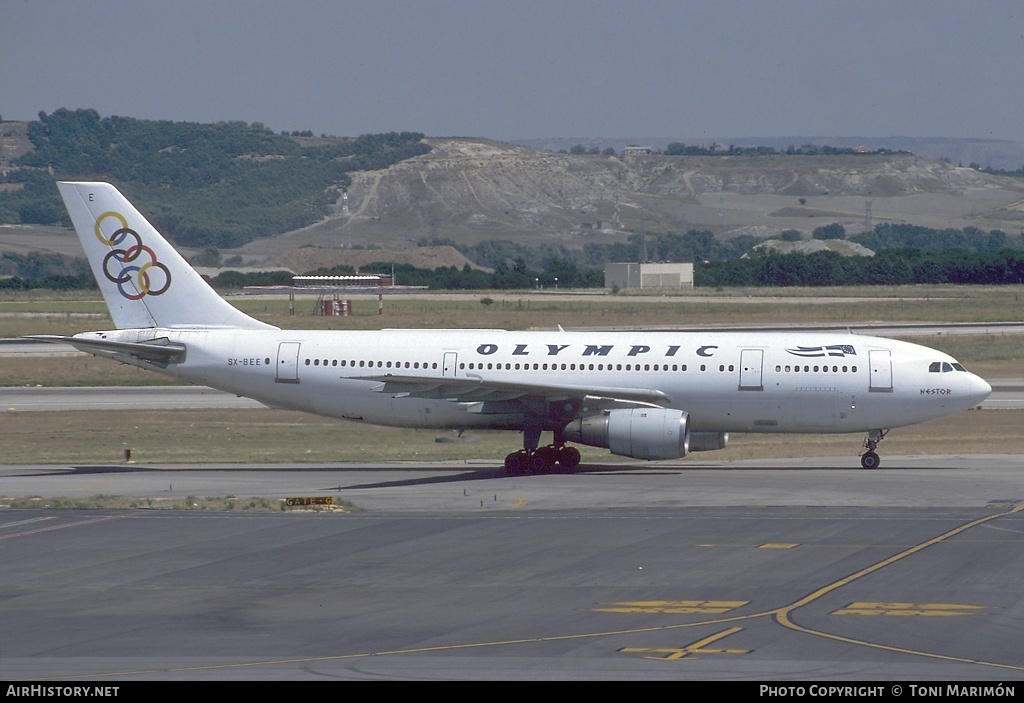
[861,429,888,469]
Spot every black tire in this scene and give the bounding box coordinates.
[504,451,528,474]
[530,447,558,473]
[557,446,581,470]
[861,451,880,470]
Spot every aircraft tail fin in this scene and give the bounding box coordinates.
[57,182,276,330]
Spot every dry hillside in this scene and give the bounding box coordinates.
[235,137,1024,260]
[0,121,33,175]
[4,127,1024,268]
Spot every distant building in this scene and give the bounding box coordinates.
[604,262,694,289]
[292,274,393,288]
[623,145,653,156]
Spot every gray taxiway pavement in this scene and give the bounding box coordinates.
[0,385,267,411]
[2,456,1023,681]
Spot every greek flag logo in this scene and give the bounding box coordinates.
[786,344,857,358]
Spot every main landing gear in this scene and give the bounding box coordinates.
[860,429,888,469]
[503,445,581,474]
[504,426,582,474]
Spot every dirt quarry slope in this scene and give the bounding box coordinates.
[235,137,1024,258]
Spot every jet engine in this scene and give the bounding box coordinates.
[564,408,690,460]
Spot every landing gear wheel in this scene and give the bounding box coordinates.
[530,446,559,473]
[504,451,529,475]
[859,429,887,470]
[557,446,581,471]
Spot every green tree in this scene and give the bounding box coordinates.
[812,223,846,240]
[4,110,430,246]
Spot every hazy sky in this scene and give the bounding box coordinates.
[4,0,1023,142]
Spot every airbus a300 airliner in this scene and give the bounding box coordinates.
[31,182,992,472]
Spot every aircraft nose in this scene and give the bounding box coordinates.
[968,374,992,407]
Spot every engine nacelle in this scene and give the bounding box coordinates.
[688,432,729,452]
[564,408,690,460]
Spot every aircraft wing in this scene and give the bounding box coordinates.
[25,334,187,365]
[348,372,672,406]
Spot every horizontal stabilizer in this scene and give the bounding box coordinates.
[25,334,187,365]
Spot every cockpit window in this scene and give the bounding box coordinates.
[952,363,966,372]
[942,362,954,372]
[929,361,962,373]
[929,362,941,372]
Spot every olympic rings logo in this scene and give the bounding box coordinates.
[94,211,172,300]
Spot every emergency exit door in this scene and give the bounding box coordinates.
[739,349,764,391]
[276,341,301,383]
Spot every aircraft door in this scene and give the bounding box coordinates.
[276,341,301,383]
[739,349,764,390]
[442,352,458,377]
[869,349,893,392]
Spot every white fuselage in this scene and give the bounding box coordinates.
[88,327,992,435]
